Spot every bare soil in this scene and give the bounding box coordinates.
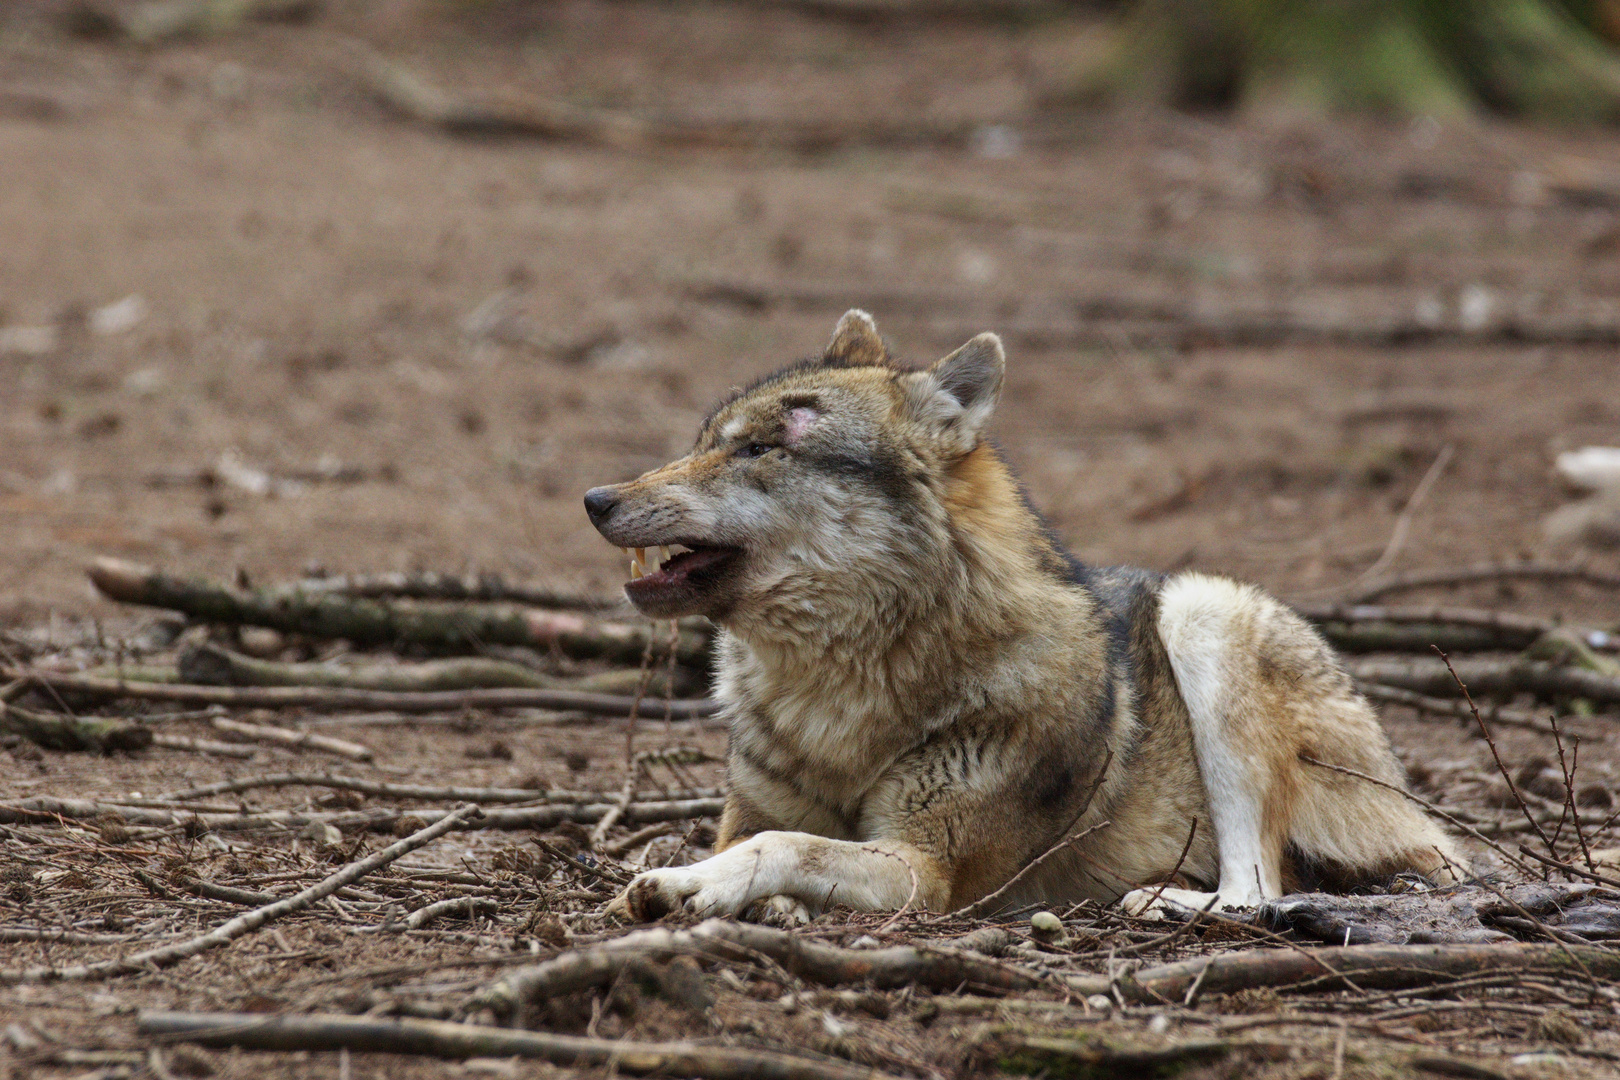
[3,2,1620,1077]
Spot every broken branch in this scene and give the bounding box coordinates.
[139,1010,899,1080]
[210,716,374,761]
[7,668,721,719]
[86,558,710,667]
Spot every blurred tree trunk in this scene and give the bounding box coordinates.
[1073,0,1620,122]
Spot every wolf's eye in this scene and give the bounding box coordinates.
[735,442,774,459]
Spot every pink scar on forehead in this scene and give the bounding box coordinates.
[783,405,821,445]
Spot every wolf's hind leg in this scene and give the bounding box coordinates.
[1149,575,1289,912]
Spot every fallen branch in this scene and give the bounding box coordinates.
[1354,682,1563,734]
[86,558,710,667]
[150,733,256,758]
[7,668,721,720]
[1296,604,1555,653]
[1062,941,1620,1003]
[178,643,671,697]
[686,275,1620,348]
[211,716,374,761]
[997,1034,1229,1076]
[0,701,152,753]
[171,874,280,906]
[1345,657,1620,706]
[158,772,550,804]
[476,918,1044,1025]
[66,0,319,44]
[139,1011,898,1080]
[0,795,724,834]
[361,50,975,152]
[290,570,617,611]
[0,805,478,984]
[405,897,501,930]
[1346,561,1620,603]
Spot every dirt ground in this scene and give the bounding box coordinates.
[4,1,1620,1077]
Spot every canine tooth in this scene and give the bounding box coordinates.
[630,557,642,579]
[659,546,670,565]
[635,548,646,570]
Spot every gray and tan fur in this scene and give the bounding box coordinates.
[582,311,1459,921]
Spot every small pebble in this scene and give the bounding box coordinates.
[1086,994,1113,1013]
[1029,911,1063,938]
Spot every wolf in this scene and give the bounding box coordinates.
[582,310,1459,923]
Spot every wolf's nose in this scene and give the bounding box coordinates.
[583,486,620,527]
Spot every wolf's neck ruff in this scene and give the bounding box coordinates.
[717,440,1097,755]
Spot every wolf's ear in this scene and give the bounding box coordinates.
[824,309,887,367]
[903,333,1004,455]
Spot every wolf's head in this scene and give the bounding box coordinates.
[583,311,1015,625]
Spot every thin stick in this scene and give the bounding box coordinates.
[600,822,679,858]
[158,773,549,804]
[211,717,373,761]
[150,733,256,758]
[0,805,480,984]
[1515,845,1620,890]
[1549,717,1597,874]
[1435,647,1556,857]
[1355,443,1454,586]
[1136,817,1198,916]
[534,838,632,887]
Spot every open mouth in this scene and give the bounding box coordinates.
[621,543,744,612]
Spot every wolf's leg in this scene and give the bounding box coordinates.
[605,831,946,921]
[1122,577,1285,918]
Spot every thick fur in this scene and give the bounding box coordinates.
[584,311,1459,921]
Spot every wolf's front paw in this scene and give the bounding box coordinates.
[1120,886,1240,921]
[604,866,750,922]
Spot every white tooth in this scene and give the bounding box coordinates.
[630,557,642,579]
[659,546,670,566]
